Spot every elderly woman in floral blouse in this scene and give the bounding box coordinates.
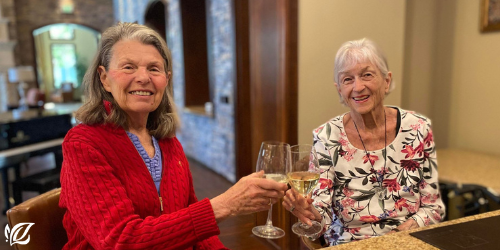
[283,38,445,246]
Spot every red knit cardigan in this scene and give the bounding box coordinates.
[59,123,227,250]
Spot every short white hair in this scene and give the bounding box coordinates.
[334,38,395,105]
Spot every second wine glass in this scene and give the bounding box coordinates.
[252,141,291,239]
[288,144,322,238]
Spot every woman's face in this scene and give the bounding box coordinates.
[98,39,169,117]
[336,61,391,115]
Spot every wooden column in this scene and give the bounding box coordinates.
[234,0,299,249]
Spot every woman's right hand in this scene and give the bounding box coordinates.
[211,170,288,223]
[282,188,322,226]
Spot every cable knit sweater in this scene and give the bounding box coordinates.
[59,123,227,250]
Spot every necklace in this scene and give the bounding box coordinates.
[352,108,387,201]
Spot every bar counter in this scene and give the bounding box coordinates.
[321,209,500,250]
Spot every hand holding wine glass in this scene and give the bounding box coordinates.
[252,141,291,239]
[286,144,323,238]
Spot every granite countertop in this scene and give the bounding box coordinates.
[321,210,500,250]
[437,149,500,194]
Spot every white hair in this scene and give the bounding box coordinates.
[334,38,395,105]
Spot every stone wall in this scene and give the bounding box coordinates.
[11,0,114,66]
[113,0,237,182]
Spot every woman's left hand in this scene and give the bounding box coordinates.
[387,218,419,234]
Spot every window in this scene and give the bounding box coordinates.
[51,44,78,89]
[49,25,74,40]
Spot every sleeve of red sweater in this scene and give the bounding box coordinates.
[60,138,223,250]
[184,156,228,250]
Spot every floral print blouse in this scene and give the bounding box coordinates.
[312,107,445,246]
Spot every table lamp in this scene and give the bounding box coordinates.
[8,66,35,110]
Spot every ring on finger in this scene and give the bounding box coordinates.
[290,206,295,212]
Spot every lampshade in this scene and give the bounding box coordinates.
[8,66,35,83]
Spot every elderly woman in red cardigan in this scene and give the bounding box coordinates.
[59,22,287,250]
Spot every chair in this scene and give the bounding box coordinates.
[6,188,67,250]
[12,149,63,205]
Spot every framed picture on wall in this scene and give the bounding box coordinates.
[481,0,500,32]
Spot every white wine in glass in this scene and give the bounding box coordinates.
[252,141,291,239]
[288,144,322,237]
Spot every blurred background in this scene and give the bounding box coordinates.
[0,0,499,249]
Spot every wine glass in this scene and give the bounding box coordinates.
[252,141,291,239]
[288,144,322,237]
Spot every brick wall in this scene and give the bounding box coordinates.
[12,0,114,66]
[114,0,237,182]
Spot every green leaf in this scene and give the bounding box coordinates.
[335,171,345,177]
[351,194,374,201]
[349,170,356,176]
[409,175,420,183]
[318,152,331,158]
[326,123,332,138]
[378,199,385,210]
[319,159,333,166]
[430,183,437,189]
[388,156,399,165]
[355,167,368,175]
[382,148,387,159]
[389,144,396,152]
[332,148,339,167]
[380,222,386,229]
[362,177,368,185]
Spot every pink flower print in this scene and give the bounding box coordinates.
[418,119,425,125]
[410,123,421,131]
[395,198,409,211]
[360,215,380,223]
[420,194,431,203]
[382,178,401,192]
[346,227,360,234]
[424,131,434,147]
[340,131,346,137]
[344,147,357,162]
[341,209,349,218]
[401,145,417,159]
[318,178,333,190]
[341,198,355,208]
[339,137,348,147]
[401,159,420,172]
[415,142,424,157]
[407,204,418,213]
[354,205,365,212]
[432,210,442,221]
[314,125,324,134]
[424,217,431,226]
[419,180,428,189]
[362,153,379,165]
[342,187,354,197]
[388,210,398,217]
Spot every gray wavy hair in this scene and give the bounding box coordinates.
[74,22,178,139]
[334,38,395,105]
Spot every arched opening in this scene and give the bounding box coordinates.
[144,0,167,41]
[33,23,100,102]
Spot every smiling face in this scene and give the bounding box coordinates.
[336,61,391,115]
[98,39,169,118]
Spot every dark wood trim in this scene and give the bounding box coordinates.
[234,0,253,180]
[233,0,299,249]
[180,0,210,107]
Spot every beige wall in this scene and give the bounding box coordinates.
[404,0,500,155]
[298,0,406,144]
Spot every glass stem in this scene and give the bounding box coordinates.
[265,204,274,227]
